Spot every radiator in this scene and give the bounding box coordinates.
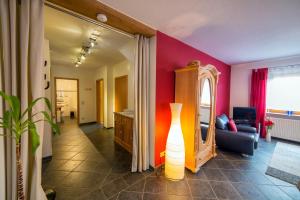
[269,116,300,142]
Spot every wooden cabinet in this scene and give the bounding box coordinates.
[175,60,220,173]
[114,113,133,153]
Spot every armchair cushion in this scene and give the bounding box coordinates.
[228,119,238,132]
[216,114,229,130]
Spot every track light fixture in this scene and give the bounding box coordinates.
[74,31,100,67]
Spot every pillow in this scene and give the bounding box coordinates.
[228,119,238,132]
[216,114,229,130]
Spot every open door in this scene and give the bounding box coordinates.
[96,79,104,125]
[115,75,128,112]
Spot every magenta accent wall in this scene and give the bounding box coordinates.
[155,31,231,166]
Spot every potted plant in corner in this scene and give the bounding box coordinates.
[265,117,274,142]
[0,91,59,200]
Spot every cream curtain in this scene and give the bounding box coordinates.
[0,0,46,199]
[132,35,150,172]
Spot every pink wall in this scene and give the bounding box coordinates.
[155,31,231,166]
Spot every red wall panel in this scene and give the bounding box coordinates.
[155,31,231,166]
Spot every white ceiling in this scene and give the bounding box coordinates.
[45,6,133,69]
[99,0,300,65]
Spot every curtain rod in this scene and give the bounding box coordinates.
[45,1,135,39]
[270,63,300,69]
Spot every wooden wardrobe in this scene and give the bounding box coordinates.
[175,60,220,173]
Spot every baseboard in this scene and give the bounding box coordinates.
[271,136,300,145]
[42,155,52,163]
[79,121,97,126]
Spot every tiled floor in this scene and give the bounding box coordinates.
[42,118,300,200]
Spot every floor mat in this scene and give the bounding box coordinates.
[266,142,300,190]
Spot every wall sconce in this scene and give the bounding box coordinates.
[165,103,185,180]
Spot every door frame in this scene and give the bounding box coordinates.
[114,75,128,112]
[96,79,104,125]
[54,77,80,125]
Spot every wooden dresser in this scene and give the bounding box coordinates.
[175,60,220,172]
[114,112,133,153]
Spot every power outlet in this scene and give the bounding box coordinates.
[160,151,165,158]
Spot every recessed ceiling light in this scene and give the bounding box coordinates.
[96,14,107,23]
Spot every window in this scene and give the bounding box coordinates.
[267,65,300,115]
[201,79,211,105]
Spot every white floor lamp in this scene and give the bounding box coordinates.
[165,103,185,180]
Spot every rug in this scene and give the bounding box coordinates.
[266,142,300,190]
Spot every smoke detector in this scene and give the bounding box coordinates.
[97,14,107,23]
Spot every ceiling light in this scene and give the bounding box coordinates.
[75,63,79,67]
[90,41,95,47]
[96,14,107,23]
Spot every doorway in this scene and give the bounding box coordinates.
[115,75,128,112]
[96,79,104,125]
[54,78,79,124]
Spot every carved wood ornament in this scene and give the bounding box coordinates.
[175,60,220,172]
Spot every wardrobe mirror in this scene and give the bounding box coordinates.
[200,78,211,143]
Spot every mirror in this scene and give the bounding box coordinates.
[200,78,211,142]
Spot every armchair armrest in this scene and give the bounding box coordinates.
[236,125,257,133]
[215,129,255,155]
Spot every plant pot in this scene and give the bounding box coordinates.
[266,131,271,142]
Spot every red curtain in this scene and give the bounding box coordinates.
[250,68,268,138]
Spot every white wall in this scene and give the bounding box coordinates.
[230,55,300,116]
[43,39,53,158]
[95,59,134,128]
[51,66,96,123]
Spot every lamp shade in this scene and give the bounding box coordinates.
[165,103,185,180]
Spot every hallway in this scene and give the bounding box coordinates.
[42,119,147,200]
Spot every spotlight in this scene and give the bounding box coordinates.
[90,41,95,47]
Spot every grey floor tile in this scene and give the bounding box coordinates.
[210,181,242,200]
[56,160,82,171]
[243,171,274,185]
[214,159,235,169]
[125,179,145,192]
[117,191,143,200]
[166,179,190,195]
[143,193,192,200]
[101,178,128,198]
[188,180,216,199]
[123,172,145,185]
[257,185,293,200]
[220,169,249,182]
[61,171,106,188]
[78,188,107,200]
[203,168,228,181]
[144,176,167,193]
[42,171,70,188]
[232,182,268,200]
[279,186,300,200]
[186,168,207,180]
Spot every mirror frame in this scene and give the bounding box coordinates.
[194,64,220,172]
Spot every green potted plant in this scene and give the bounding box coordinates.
[0,91,59,200]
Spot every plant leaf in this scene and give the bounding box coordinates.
[3,110,12,129]
[28,122,40,154]
[0,91,20,122]
[21,97,52,119]
[41,111,60,135]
